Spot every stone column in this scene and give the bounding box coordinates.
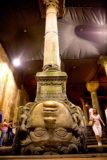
[86,81,101,115]
[43,0,60,70]
[13,89,21,123]
[20,85,29,105]
[80,98,88,125]
[0,63,8,111]
[9,85,17,121]
[1,66,19,122]
[98,56,107,75]
[36,0,67,102]
[12,87,29,124]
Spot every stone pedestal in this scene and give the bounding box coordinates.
[36,70,67,102]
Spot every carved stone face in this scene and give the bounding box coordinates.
[15,100,86,155]
[25,101,77,145]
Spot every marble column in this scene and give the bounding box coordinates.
[98,56,107,75]
[0,44,9,111]
[11,86,28,124]
[0,63,8,111]
[12,89,21,123]
[36,0,67,102]
[86,81,101,115]
[43,0,60,70]
[9,85,17,121]
[80,98,88,125]
[2,67,18,122]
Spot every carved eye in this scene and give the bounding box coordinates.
[55,128,67,137]
[34,128,47,137]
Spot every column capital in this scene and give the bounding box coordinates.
[86,81,99,93]
[39,0,65,18]
[43,0,59,9]
[98,56,107,75]
[98,56,107,65]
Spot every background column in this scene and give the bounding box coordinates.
[86,81,101,115]
[80,97,88,125]
[98,56,107,75]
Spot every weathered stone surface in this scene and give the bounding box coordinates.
[12,0,86,154]
[36,71,67,102]
[13,99,87,155]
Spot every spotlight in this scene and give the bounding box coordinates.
[12,58,21,67]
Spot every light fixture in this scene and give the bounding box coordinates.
[85,103,89,107]
[12,58,21,67]
[23,29,27,33]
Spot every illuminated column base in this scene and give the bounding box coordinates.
[86,81,101,115]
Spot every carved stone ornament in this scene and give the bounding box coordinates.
[43,0,59,9]
[35,71,67,102]
[13,99,87,155]
[12,0,86,152]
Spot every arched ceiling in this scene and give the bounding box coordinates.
[0,0,107,103]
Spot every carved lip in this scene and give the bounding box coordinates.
[44,117,56,121]
[44,117,56,125]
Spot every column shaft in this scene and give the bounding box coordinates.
[9,85,17,121]
[80,98,88,125]
[91,91,101,115]
[0,63,8,111]
[103,63,107,75]
[86,81,102,116]
[13,89,21,123]
[43,5,60,70]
